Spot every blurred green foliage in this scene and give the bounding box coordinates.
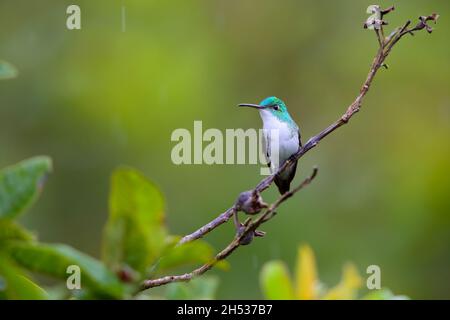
[0,156,401,300]
[0,1,449,299]
[0,60,17,80]
[163,277,219,300]
[0,255,48,300]
[103,167,168,274]
[0,156,218,299]
[0,156,51,219]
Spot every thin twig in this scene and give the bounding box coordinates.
[178,206,237,245]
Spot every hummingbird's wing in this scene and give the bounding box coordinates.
[274,130,301,194]
[263,130,271,169]
[298,130,302,148]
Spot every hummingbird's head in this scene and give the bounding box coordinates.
[259,96,287,114]
[239,96,293,123]
[239,96,287,112]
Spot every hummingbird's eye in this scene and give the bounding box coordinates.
[272,104,280,111]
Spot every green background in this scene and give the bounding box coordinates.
[0,0,449,299]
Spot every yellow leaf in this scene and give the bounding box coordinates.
[295,244,319,299]
[323,263,362,300]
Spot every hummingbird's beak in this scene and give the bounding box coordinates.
[238,103,265,109]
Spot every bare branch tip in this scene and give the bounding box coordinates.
[381,5,395,17]
[410,12,440,35]
[311,166,319,179]
[254,230,266,237]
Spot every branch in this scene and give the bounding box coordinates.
[142,167,318,289]
[178,206,237,245]
[140,6,438,291]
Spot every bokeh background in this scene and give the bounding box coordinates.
[1,0,449,299]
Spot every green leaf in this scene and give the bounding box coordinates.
[0,220,35,244]
[158,239,227,272]
[165,276,219,300]
[0,255,48,300]
[0,60,18,80]
[102,167,167,275]
[260,261,295,300]
[8,242,124,299]
[0,156,52,219]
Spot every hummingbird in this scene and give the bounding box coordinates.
[239,96,302,194]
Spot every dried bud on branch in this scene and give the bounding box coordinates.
[415,13,439,33]
[236,190,267,215]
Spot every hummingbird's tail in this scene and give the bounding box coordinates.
[274,161,298,194]
[274,176,290,194]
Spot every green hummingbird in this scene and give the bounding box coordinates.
[239,96,302,194]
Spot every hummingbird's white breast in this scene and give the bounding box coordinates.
[259,110,300,174]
